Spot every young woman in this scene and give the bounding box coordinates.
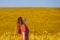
[15,17,29,40]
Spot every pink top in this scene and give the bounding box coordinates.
[21,24,29,40]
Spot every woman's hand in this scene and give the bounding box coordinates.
[22,32,25,40]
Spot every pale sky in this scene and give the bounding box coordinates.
[0,0,60,7]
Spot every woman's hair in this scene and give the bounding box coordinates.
[16,17,24,34]
[17,17,24,24]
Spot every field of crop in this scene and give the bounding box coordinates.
[0,7,60,40]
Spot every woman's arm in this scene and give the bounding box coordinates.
[22,32,25,40]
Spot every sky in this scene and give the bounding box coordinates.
[0,0,60,7]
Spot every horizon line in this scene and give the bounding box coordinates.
[0,6,60,8]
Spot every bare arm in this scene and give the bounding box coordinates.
[22,32,25,40]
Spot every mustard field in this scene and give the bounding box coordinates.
[0,7,60,40]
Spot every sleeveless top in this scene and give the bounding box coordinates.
[21,24,29,40]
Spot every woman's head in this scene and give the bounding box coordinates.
[17,17,24,25]
[22,17,26,24]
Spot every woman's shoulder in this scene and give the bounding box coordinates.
[21,24,25,26]
[21,24,26,32]
[21,24,28,29]
[21,24,26,28]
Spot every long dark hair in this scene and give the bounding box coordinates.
[16,17,24,34]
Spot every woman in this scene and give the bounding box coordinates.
[15,17,29,40]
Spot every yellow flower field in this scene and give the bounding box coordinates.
[0,7,60,40]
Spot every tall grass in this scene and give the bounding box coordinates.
[0,32,60,40]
